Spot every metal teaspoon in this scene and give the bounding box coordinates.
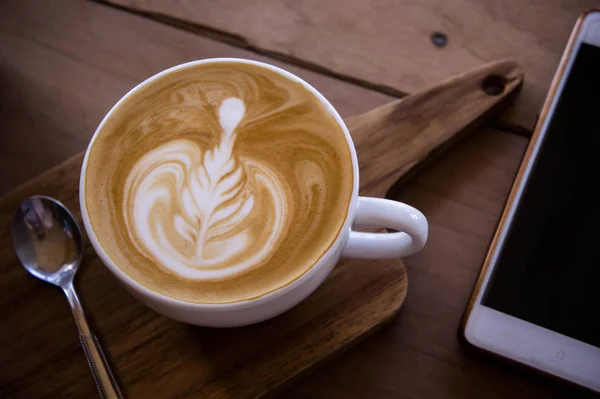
[11,195,122,399]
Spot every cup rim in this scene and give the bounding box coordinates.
[79,57,360,310]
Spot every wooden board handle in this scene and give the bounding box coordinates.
[346,60,524,197]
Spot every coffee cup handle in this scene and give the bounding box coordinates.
[341,197,428,258]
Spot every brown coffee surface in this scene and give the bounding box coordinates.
[84,61,353,304]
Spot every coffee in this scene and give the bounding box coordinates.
[84,61,353,304]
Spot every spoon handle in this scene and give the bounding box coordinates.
[63,284,123,399]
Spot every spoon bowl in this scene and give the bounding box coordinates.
[11,195,82,287]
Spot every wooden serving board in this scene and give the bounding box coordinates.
[0,60,522,398]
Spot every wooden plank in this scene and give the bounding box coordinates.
[3,128,581,398]
[0,159,409,398]
[0,55,526,398]
[0,0,391,195]
[105,0,595,130]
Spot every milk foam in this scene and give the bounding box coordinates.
[123,98,288,280]
[85,62,353,303]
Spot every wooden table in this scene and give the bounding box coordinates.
[0,1,596,397]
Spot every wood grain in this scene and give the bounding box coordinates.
[105,0,595,130]
[350,60,522,198]
[0,56,522,398]
[0,0,391,195]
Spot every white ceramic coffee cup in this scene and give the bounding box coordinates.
[80,58,428,327]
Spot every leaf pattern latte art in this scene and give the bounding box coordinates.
[123,98,288,280]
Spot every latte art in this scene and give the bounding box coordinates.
[124,98,288,280]
[84,61,353,303]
